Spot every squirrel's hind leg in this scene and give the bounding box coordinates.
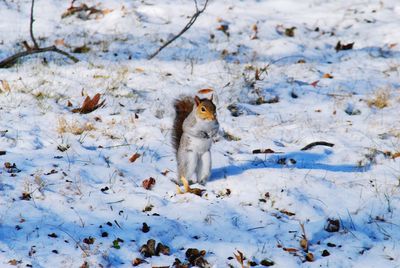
[178,150,198,184]
[196,151,211,185]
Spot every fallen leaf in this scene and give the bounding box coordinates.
[217,24,229,32]
[260,259,275,266]
[335,41,354,52]
[161,170,170,176]
[135,67,145,73]
[132,258,146,266]
[252,149,275,154]
[129,153,141,163]
[142,177,156,190]
[322,73,334,79]
[321,249,330,257]
[83,236,95,245]
[305,252,314,262]
[300,238,308,251]
[233,250,245,267]
[80,261,89,268]
[8,259,19,266]
[72,93,105,114]
[142,222,150,233]
[285,27,296,37]
[156,242,170,256]
[186,248,208,267]
[20,192,31,200]
[140,239,156,257]
[197,88,214,94]
[324,218,340,232]
[54,39,65,46]
[310,80,319,87]
[101,8,113,15]
[392,152,400,159]
[48,233,58,238]
[72,44,90,53]
[1,80,11,92]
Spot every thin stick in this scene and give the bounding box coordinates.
[30,0,39,49]
[0,45,79,68]
[148,0,209,59]
[57,227,88,256]
[300,141,334,151]
[0,0,79,68]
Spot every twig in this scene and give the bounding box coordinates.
[0,45,79,68]
[30,0,39,49]
[300,141,334,151]
[148,0,209,59]
[0,0,79,68]
[57,227,88,256]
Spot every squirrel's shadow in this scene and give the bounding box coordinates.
[210,150,370,180]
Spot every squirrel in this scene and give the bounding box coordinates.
[172,95,219,185]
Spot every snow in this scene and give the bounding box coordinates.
[1,0,400,267]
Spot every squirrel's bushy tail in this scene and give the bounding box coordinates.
[172,97,194,153]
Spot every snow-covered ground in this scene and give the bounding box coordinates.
[1,0,400,267]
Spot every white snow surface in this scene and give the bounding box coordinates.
[0,0,400,267]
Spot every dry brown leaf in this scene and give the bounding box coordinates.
[161,170,170,176]
[310,80,319,87]
[233,250,246,268]
[392,152,400,159]
[300,238,308,251]
[305,252,314,262]
[322,73,334,79]
[198,88,214,94]
[72,93,105,114]
[101,8,113,15]
[54,39,65,46]
[142,177,156,190]
[132,258,145,266]
[1,80,11,92]
[135,67,145,73]
[335,41,354,52]
[252,148,275,154]
[129,153,141,163]
[8,259,18,266]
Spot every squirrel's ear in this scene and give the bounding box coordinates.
[194,96,201,106]
[209,94,213,101]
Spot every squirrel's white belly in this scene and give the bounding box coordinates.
[181,133,212,155]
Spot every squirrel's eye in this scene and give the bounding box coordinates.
[201,107,206,112]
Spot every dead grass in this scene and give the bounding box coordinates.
[57,117,95,135]
[367,89,390,109]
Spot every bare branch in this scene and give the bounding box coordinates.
[148,0,209,60]
[0,45,79,68]
[0,0,79,68]
[300,141,334,151]
[30,0,39,49]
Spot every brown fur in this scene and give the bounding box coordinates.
[172,96,216,153]
[172,97,194,153]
